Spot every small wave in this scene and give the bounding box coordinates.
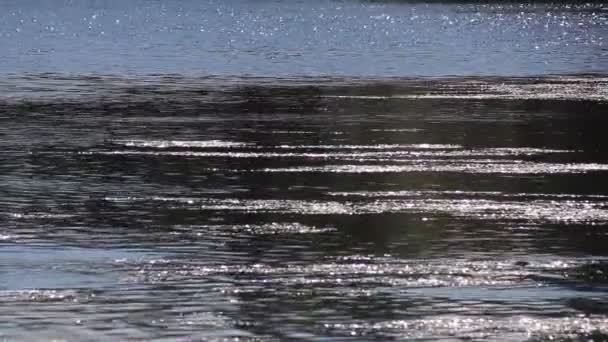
[104,196,608,224]
[173,311,233,329]
[5,212,76,220]
[86,150,450,159]
[173,223,336,236]
[320,76,608,102]
[108,142,462,151]
[113,140,252,148]
[328,190,608,199]
[0,289,91,303]
[325,316,608,340]
[84,147,574,160]
[271,144,462,150]
[370,128,425,132]
[323,93,608,101]
[260,162,608,174]
[135,258,532,287]
[329,190,503,197]
[270,130,316,134]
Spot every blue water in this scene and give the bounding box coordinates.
[1,0,607,76]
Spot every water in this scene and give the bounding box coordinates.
[2,0,608,341]
[1,0,607,76]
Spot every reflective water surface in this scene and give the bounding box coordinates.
[2,0,608,340]
[1,0,607,76]
[1,74,608,340]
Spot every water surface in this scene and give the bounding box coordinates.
[2,0,608,340]
[1,0,607,75]
[1,74,608,340]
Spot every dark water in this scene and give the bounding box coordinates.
[2,74,608,341]
[2,0,608,341]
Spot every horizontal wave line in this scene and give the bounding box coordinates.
[103,196,608,224]
[259,162,608,174]
[80,147,575,159]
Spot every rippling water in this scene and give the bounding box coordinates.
[1,0,607,75]
[2,0,608,340]
[1,74,608,340]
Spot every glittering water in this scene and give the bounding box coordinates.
[1,74,608,341]
[2,0,608,340]
[1,0,607,76]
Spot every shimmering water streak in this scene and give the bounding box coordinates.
[115,140,252,148]
[370,128,425,132]
[84,141,600,176]
[86,150,576,160]
[134,253,608,290]
[320,76,608,101]
[110,141,581,153]
[104,196,608,224]
[111,141,463,150]
[137,259,531,286]
[260,162,608,174]
[172,223,336,236]
[325,316,608,340]
[328,190,608,199]
[4,212,76,219]
[1,74,607,102]
[84,146,576,160]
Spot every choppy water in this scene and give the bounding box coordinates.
[1,74,608,341]
[2,0,608,340]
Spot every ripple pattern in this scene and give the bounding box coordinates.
[1,75,608,340]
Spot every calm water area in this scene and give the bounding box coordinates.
[1,0,608,340]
